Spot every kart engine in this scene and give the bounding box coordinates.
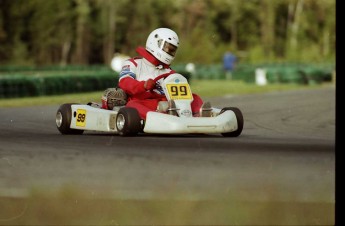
[102,87,127,110]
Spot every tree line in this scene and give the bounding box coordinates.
[0,0,335,66]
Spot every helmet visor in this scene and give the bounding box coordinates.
[162,41,177,57]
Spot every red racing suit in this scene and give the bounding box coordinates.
[118,47,203,119]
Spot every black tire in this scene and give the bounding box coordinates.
[220,107,244,137]
[56,103,84,135]
[116,107,142,136]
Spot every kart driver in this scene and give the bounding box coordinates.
[110,28,210,119]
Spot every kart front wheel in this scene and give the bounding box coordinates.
[220,107,243,137]
[116,107,142,136]
[56,103,84,135]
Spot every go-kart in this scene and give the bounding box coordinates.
[55,73,243,137]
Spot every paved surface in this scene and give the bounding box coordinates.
[0,86,335,205]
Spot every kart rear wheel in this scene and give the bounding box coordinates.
[56,103,84,135]
[116,107,142,136]
[220,107,243,137]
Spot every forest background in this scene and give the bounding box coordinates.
[0,0,336,67]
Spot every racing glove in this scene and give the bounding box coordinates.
[144,79,156,90]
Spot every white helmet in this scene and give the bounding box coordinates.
[146,28,179,65]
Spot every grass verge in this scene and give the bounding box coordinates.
[0,187,335,225]
[0,80,333,108]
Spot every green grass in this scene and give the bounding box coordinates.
[0,186,334,225]
[0,80,333,107]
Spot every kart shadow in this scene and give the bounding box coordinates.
[139,133,223,138]
[83,131,223,138]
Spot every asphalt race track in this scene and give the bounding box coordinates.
[0,86,335,223]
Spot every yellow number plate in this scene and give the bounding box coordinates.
[166,84,193,100]
[76,109,86,127]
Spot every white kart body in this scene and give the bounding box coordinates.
[56,73,243,136]
[67,104,238,134]
[144,110,238,134]
[69,105,119,132]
